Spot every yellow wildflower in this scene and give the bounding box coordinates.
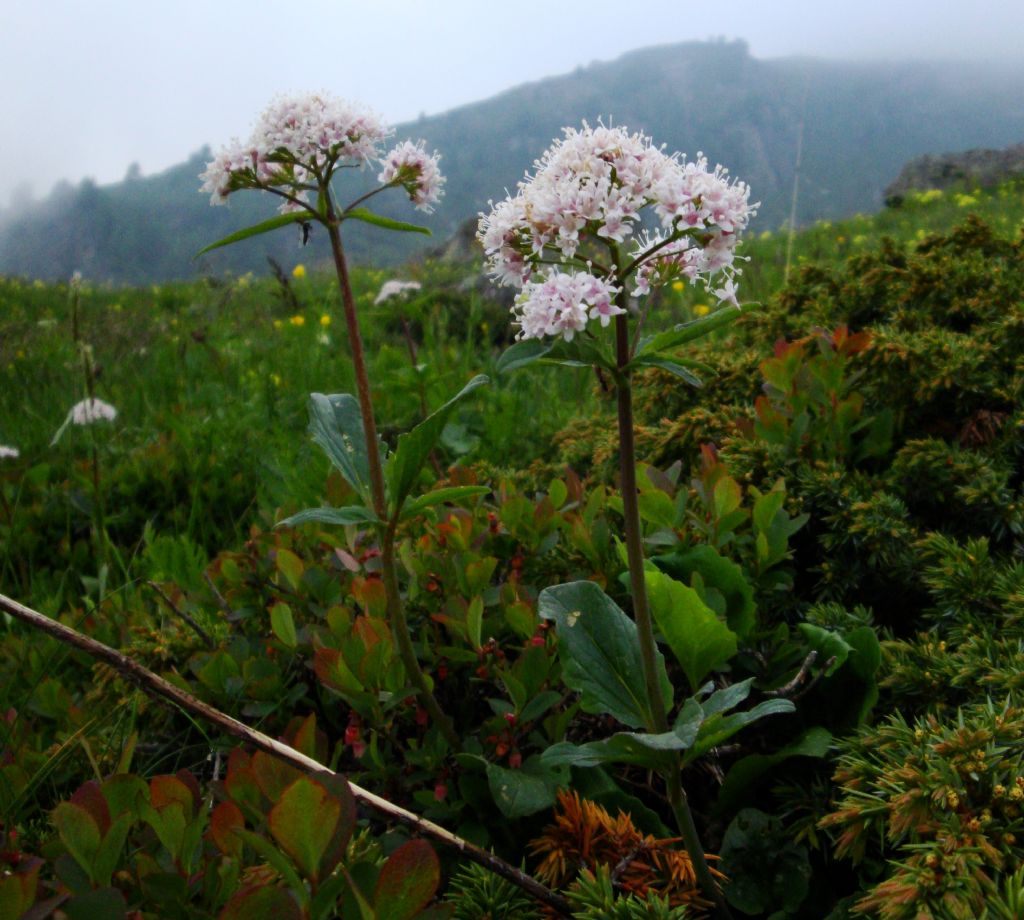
[273,319,284,330]
[693,304,710,317]
[319,314,331,327]
[292,264,306,279]
[671,280,685,292]
[289,314,305,327]
[270,373,282,387]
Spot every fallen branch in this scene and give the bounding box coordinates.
[0,591,572,917]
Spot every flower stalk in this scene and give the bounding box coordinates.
[327,219,460,750]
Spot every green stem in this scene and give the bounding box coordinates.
[383,520,460,750]
[326,219,459,751]
[610,257,729,918]
[666,765,734,920]
[613,312,666,733]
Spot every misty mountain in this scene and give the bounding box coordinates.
[3,39,1024,283]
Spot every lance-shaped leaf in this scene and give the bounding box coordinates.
[344,207,431,235]
[638,304,747,354]
[539,581,672,729]
[277,506,380,529]
[308,393,379,507]
[196,211,310,256]
[495,336,614,374]
[646,569,738,692]
[399,485,490,521]
[628,354,704,387]
[385,375,488,516]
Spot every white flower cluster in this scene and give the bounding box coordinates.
[200,94,443,214]
[378,141,445,212]
[477,122,756,339]
[0,445,19,460]
[374,280,422,305]
[512,271,622,341]
[70,398,117,425]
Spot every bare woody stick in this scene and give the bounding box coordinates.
[0,592,572,917]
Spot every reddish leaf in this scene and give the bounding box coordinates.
[224,751,262,812]
[285,713,326,762]
[251,751,301,804]
[209,801,245,858]
[70,781,111,835]
[268,777,339,881]
[218,884,303,920]
[352,576,387,618]
[374,840,440,920]
[150,776,195,818]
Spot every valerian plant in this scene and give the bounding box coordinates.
[479,122,787,918]
[199,93,487,750]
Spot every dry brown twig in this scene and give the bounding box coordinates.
[0,591,572,917]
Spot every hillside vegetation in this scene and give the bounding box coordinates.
[1,175,1023,917]
[2,39,1024,282]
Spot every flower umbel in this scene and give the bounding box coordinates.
[378,141,445,212]
[374,280,422,305]
[71,398,117,425]
[478,121,756,340]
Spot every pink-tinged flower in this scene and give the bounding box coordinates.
[378,141,445,212]
[478,122,757,337]
[0,445,18,460]
[373,280,422,305]
[201,93,390,207]
[70,398,117,425]
[512,271,622,341]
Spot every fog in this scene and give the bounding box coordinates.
[3,0,1023,210]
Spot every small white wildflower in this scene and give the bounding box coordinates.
[71,398,118,425]
[0,445,19,459]
[373,280,422,305]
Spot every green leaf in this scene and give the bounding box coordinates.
[629,354,703,387]
[62,887,128,920]
[686,698,796,764]
[385,375,488,516]
[653,545,756,639]
[716,727,832,814]
[538,581,671,729]
[495,339,554,373]
[92,812,132,887]
[485,759,568,818]
[646,570,737,692]
[268,776,340,882]
[308,392,379,506]
[277,505,380,529]
[797,624,852,676]
[344,207,431,235]
[640,304,745,353]
[541,729,694,772]
[270,603,298,648]
[374,840,440,920]
[196,211,309,256]
[399,486,490,521]
[52,802,101,882]
[234,828,306,900]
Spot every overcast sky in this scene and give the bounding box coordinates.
[3,0,1024,208]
